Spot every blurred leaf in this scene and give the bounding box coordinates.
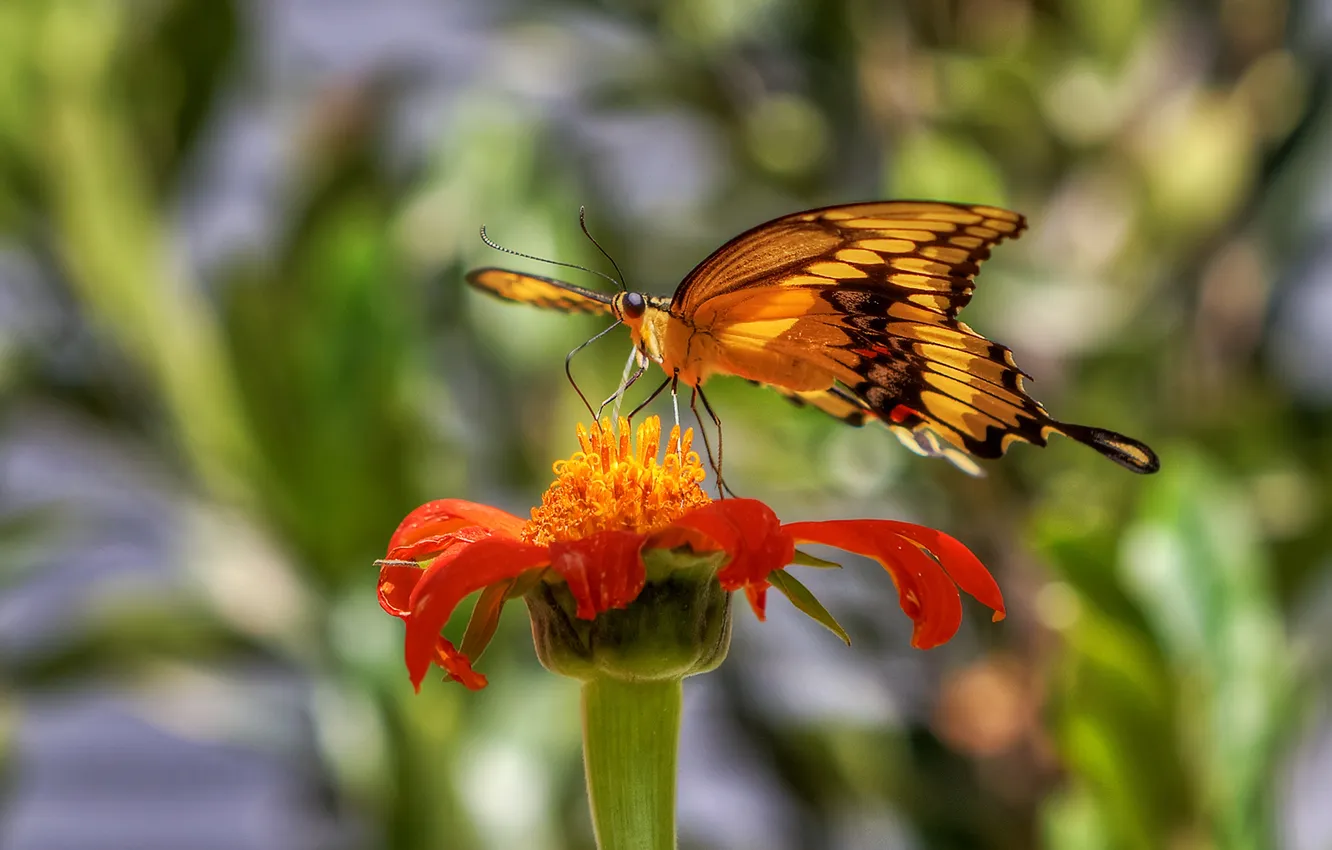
[0,3,41,228]
[224,185,431,585]
[1059,0,1146,64]
[1053,606,1186,850]
[743,94,829,176]
[887,129,1008,207]
[3,599,273,691]
[124,0,239,188]
[381,687,483,850]
[1042,785,1116,850]
[1139,95,1256,236]
[32,0,259,499]
[0,505,64,591]
[1119,450,1293,850]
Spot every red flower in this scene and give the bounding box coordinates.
[377,417,1005,691]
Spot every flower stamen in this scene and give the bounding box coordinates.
[523,417,711,546]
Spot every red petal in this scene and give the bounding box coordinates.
[434,637,488,690]
[784,520,982,649]
[387,499,526,558]
[549,531,648,620]
[388,525,493,564]
[668,498,794,592]
[404,537,551,689]
[377,563,424,618]
[890,525,1005,622]
[377,531,489,618]
[744,583,768,621]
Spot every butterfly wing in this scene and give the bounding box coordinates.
[765,382,986,476]
[764,384,873,427]
[669,202,1159,473]
[466,268,614,316]
[672,201,1024,317]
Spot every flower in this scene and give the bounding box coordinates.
[376,417,1005,691]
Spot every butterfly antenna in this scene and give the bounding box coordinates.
[578,206,628,292]
[479,226,623,291]
[564,320,624,418]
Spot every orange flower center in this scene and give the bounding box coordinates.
[522,416,712,546]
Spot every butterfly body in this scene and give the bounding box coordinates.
[467,201,1160,475]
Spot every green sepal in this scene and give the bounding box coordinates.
[643,546,728,581]
[506,569,546,599]
[460,570,549,661]
[460,579,513,661]
[769,569,851,645]
[791,548,842,569]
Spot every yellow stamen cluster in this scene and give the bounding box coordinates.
[523,416,712,546]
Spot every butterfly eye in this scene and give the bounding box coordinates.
[622,291,647,319]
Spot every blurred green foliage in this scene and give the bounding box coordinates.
[0,0,1327,848]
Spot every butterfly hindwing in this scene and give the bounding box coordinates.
[763,383,874,427]
[465,268,614,316]
[764,378,986,476]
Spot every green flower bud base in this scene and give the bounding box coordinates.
[525,548,732,683]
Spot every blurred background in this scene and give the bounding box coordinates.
[0,0,1328,848]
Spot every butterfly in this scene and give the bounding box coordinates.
[466,201,1159,476]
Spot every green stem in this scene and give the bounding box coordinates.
[581,677,681,850]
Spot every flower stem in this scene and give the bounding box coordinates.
[581,677,681,850]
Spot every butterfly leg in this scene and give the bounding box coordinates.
[670,373,685,465]
[670,373,681,436]
[626,375,672,420]
[564,320,625,418]
[691,385,738,499]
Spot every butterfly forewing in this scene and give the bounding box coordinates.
[672,201,1025,319]
[465,268,614,316]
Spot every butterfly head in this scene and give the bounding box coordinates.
[612,291,671,365]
